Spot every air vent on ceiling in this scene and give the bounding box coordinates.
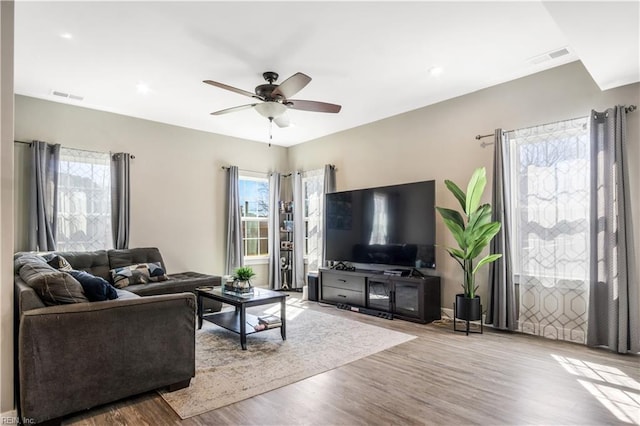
[50,90,84,102]
[527,47,570,65]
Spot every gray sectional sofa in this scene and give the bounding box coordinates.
[14,247,222,425]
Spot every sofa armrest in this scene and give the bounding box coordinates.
[18,293,196,423]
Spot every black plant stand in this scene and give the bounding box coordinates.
[453,301,483,335]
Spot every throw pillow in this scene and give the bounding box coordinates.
[110,262,168,288]
[18,261,89,305]
[110,264,151,288]
[147,262,169,282]
[68,270,119,302]
[45,254,73,271]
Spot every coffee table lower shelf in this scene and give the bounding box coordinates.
[202,311,280,335]
[201,310,284,350]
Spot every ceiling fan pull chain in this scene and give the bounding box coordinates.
[269,117,273,147]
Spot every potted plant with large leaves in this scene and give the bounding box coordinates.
[436,167,502,330]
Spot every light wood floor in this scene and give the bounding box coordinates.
[65,295,639,425]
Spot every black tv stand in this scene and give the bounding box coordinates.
[409,268,425,278]
[319,267,441,324]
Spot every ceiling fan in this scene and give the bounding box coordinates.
[203,71,342,129]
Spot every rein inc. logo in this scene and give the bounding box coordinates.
[1,417,35,424]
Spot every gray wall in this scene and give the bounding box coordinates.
[12,61,640,306]
[14,96,289,287]
[288,61,640,309]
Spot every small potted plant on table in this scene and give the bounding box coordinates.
[225,266,256,294]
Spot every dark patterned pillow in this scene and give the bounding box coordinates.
[68,270,119,302]
[110,264,151,288]
[45,254,73,272]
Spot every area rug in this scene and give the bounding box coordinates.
[159,303,415,419]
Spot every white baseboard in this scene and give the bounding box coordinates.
[440,307,488,326]
[441,307,454,319]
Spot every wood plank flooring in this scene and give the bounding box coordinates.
[64,295,639,425]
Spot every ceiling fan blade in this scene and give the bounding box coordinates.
[203,80,262,100]
[271,72,311,99]
[210,103,258,115]
[286,99,342,113]
[274,113,290,128]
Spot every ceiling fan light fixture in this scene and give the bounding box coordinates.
[254,101,287,119]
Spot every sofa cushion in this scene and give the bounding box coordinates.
[122,271,221,312]
[68,270,119,302]
[45,254,73,272]
[17,257,89,305]
[53,250,111,282]
[108,248,166,271]
[114,289,141,300]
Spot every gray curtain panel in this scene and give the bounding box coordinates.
[292,171,305,289]
[268,172,282,289]
[486,129,517,331]
[29,141,61,251]
[111,153,131,249]
[587,106,639,354]
[225,166,243,274]
[323,164,336,194]
[321,164,336,268]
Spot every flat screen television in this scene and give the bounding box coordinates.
[325,180,436,269]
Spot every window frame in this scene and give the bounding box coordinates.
[238,173,270,262]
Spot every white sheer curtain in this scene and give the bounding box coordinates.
[304,165,335,272]
[508,117,590,344]
[292,172,305,288]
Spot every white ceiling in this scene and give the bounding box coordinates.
[14,1,640,147]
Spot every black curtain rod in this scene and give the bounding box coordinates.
[14,140,135,158]
[475,105,637,142]
[221,164,336,175]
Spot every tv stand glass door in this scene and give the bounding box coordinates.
[394,280,422,319]
[367,278,392,312]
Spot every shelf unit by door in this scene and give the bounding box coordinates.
[279,202,293,289]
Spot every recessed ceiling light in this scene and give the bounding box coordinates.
[428,66,444,76]
[60,33,73,39]
[136,82,151,94]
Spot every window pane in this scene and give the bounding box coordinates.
[246,220,259,238]
[259,239,268,255]
[259,220,268,238]
[56,148,112,251]
[239,177,269,218]
[239,175,270,256]
[245,239,258,256]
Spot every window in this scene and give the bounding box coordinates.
[507,116,590,343]
[509,118,590,284]
[56,148,113,251]
[239,175,269,257]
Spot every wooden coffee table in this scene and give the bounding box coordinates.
[196,287,288,350]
